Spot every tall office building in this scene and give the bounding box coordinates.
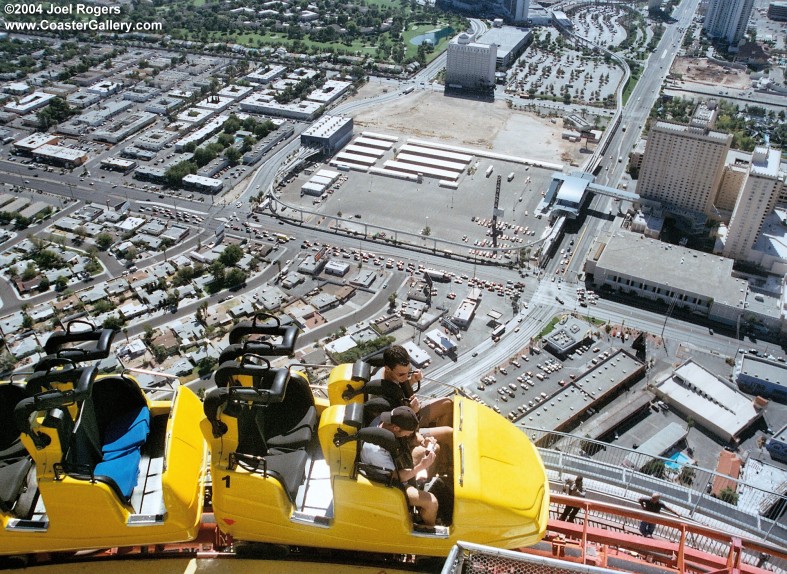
[638,121,732,216]
[514,0,529,22]
[723,147,783,261]
[445,33,497,90]
[704,0,755,46]
[502,0,529,22]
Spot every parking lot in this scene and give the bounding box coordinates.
[278,149,556,258]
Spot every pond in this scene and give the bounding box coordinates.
[409,26,454,46]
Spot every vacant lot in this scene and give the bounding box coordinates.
[672,57,750,90]
[351,84,585,165]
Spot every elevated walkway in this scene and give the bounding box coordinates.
[525,427,787,565]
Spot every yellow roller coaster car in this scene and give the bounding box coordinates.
[202,357,548,556]
[1,326,206,556]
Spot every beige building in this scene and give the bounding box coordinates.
[445,33,497,90]
[715,161,749,212]
[723,146,783,261]
[638,121,732,216]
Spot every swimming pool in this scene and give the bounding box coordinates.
[665,452,692,471]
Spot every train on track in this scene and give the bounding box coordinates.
[0,316,548,561]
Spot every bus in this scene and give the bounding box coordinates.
[403,86,415,95]
[274,233,290,243]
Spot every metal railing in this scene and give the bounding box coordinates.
[443,492,787,574]
[522,427,787,551]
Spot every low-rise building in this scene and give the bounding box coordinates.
[735,354,787,402]
[655,359,762,442]
[4,91,56,114]
[325,260,350,277]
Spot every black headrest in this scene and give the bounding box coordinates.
[357,426,397,451]
[213,359,289,404]
[41,320,116,364]
[227,313,299,355]
[351,360,371,383]
[15,366,97,450]
[26,364,97,399]
[343,402,364,429]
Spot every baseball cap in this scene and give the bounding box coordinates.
[381,406,419,431]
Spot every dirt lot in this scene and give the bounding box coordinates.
[350,83,585,165]
[671,57,751,90]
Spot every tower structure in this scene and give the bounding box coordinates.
[445,33,497,90]
[723,147,783,261]
[704,0,755,45]
[638,121,732,217]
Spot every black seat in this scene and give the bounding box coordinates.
[204,364,315,503]
[213,361,317,454]
[0,385,28,460]
[0,384,32,514]
[1,364,95,516]
[221,314,300,362]
[265,373,317,451]
[64,375,150,501]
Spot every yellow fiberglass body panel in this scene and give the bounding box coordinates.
[2,386,206,555]
[159,387,208,537]
[15,558,423,574]
[206,395,547,557]
[451,397,549,549]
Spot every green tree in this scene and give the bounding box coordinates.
[32,249,64,270]
[37,97,77,130]
[225,146,242,166]
[641,459,666,479]
[222,114,242,134]
[217,132,235,148]
[165,289,180,307]
[717,487,739,506]
[678,465,696,486]
[84,258,102,274]
[143,324,154,345]
[72,226,87,245]
[197,356,218,376]
[93,299,113,314]
[172,266,195,287]
[165,161,197,186]
[95,232,114,251]
[219,244,243,267]
[225,268,247,288]
[193,147,217,167]
[21,262,37,281]
[210,261,226,289]
[54,275,68,291]
[0,351,18,374]
[152,344,168,364]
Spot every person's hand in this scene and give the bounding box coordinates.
[408,395,420,412]
[420,449,436,469]
[410,370,423,385]
[421,435,437,450]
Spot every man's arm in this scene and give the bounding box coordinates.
[394,449,435,483]
[663,503,681,517]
